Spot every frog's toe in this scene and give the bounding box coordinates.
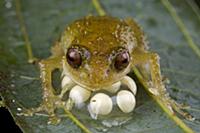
[48,114,61,125]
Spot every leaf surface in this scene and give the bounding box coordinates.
[0,0,199,132]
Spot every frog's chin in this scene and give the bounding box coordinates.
[70,78,121,92]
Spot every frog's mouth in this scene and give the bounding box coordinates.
[70,77,123,91]
[62,57,132,91]
[64,68,131,92]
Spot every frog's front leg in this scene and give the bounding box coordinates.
[132,51,192,119]
[24,56,64,124]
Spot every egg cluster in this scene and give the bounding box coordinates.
[61,75,137,119]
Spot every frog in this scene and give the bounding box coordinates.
[23,16,187,124]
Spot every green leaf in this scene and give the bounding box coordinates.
[0,0,199,132]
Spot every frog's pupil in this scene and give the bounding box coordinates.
[114,51,129,71]
[66,48,82,68]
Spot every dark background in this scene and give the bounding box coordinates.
[196,0,200,7]
[0,0,199,132]
[0,108,22,132]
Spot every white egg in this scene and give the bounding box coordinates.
[61,76,73,89]
[104,81,121,93]
[88,93,113,119]
[69,85,91,108]
[60,75,75,98]
[121,76,137,95]
[117,90,136,113]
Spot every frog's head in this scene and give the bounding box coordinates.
[61,16,137,90]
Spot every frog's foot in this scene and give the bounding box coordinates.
[147,86,194,121]
[20,95,64,125]
[88,76,137,119]
[166,96,194,121]
[22,74,91,123]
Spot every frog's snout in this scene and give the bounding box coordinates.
[82,62,112,88]
[89,64,108,79]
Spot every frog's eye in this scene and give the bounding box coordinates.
[66,48,82,68]
[114,50,130,71]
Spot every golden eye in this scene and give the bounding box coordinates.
[114,50,130,71]
[66,48,82,68]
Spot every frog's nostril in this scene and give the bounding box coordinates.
[80,72,89,79]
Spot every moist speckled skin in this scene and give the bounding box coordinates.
[23,16,189,124]
[60,16,146,90]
